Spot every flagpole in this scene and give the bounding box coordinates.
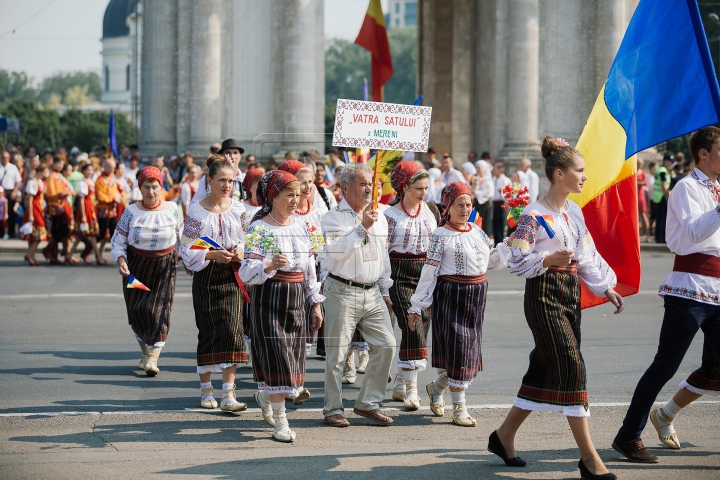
[371,150,384,210]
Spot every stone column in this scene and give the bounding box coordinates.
[188,0,223,154]
[595,0,628,90]
[140,0,178,156]
[499,0,540,162]
[451,0,473,162]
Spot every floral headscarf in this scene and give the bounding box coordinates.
[137,166,164,188]
[251,170,298,223]
[243,168,264,201]
[390,161,424,199]
[278,160,307,176]
[439,181,473,226]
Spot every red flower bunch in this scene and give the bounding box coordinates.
[502,184,530,228]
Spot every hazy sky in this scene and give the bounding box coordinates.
[0,0,390,83]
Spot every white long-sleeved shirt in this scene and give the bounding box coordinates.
[321,199,392,295]
[508,200,616,296]
[440,168,468,188]
[408,224,510,313]
[659,169,720,304]
[179,200,246,272]
[385,203,437,255]
[492,174,511,202]
[110,203,183,265]
[519,169,540,203]
[313,186,338,215]
[471,174,494,205]
[239,219,325,304]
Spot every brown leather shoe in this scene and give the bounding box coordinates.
[324,414,350,427]
[353,408,393,425]
[612,436,659,463]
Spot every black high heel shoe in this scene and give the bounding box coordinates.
[487,430,527,467]
[578,459,616,480]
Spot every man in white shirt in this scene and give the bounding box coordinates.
[0,150,22,238]
[614,126,720,464]
[190,138,246,205]
[124,155,141,184]
[321,163,395,428]
[440,155,467,187]
[491,161,511,245]
[518,157,540,202]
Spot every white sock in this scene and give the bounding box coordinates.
[451,391,470,418]
[200,382,212,390]
[404,370,418,396]
[663,399,683,419]
[222,382,234,391]
[436,373,449,389]
[271,402,286,414]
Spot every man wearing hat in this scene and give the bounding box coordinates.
[190,139,246,205]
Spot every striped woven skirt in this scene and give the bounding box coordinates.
[192,260,247,369]
[122,246,177,346]
[515,266,590,417]
[390,253,430,369]
[431,276,488,389]
[249,273,306,397]
[681,338,720,396]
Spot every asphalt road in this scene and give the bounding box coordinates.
[0,250,718,479]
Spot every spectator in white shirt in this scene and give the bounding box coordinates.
[491,162,511,245]
[440,155,467,188]
[518,158,540,203]
[0,150,23,238]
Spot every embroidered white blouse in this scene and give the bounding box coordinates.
[659,169,720,304]
[313,185,338,215]
[110,203,183,265]
[179,200,246,272]
[242,203,261,232]
[508,200,616,296]
[471,174,494,205]
[385,203,437,254]
[239,219,325,304]
[321,199,393,295]
[294,206,327,263]
[408,224,510,314]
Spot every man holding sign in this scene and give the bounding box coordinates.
[321,163,395,428]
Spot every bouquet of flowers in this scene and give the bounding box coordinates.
[502,183,531,228]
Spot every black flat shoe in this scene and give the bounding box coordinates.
[488,430,526,467]
[578,459,616,480]
[316,347,326,357]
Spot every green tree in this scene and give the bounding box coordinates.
[0,100,63,150]
[37,71,102,106]
[0,70,38,105]
[60,109,133,153]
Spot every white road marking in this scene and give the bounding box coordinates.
[2,401,718,417]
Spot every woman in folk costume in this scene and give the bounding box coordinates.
[110,167,183,376]
[22,164,49,265]
[69,163,102,264]
[180,161,248,413]
[180,165,201,216]
[241,167,264,232]
[239,170,324,442]
[384,161,439,410]
[279,161,328,361]
[488,137,624,480]
[408,181,511,426]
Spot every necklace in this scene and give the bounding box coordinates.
[446,220,471,232]
[543,195,566,213]
[269,211,291,226]
[142,200,161,210]
[400,198,422,218]
[295,198,312,215]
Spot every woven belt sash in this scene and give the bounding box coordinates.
[673,252,720,278]
[268,271,304,283]
[389,252,427,261]
[438,274,487,285]
[128,245,175,258]
[547,261,578,274]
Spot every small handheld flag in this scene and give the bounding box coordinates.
[127,275,150,291]
[189,236,222,250]
[529,212,555,239]
[468,210,482,228]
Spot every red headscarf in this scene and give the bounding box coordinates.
[439,181,473,226]
[252,170,298,223]
[390,161,423,199]
[278,160,307,176]
[137,166,164,188]
[243,168,264,201]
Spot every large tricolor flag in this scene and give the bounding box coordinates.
[570,0,720,308]
[354,0,393,102]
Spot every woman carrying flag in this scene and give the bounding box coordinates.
[179,160,248,413]
[488,137,623,479]
[384,161,438,409]
[408,181,510,427]
[239,170,324,443]
[111,167,183,377]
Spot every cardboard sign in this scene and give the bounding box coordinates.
[332,99,432,153]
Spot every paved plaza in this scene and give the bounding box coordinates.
[0,250,718,478]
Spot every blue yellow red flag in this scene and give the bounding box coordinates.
[468,210,482,229]
[126,274,150,291]
[569,0,720,308]
[189,236,222,251]
[529,213,555,239]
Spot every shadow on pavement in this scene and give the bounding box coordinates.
[20,350,197,361]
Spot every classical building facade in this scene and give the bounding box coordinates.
[418,0,640,164]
